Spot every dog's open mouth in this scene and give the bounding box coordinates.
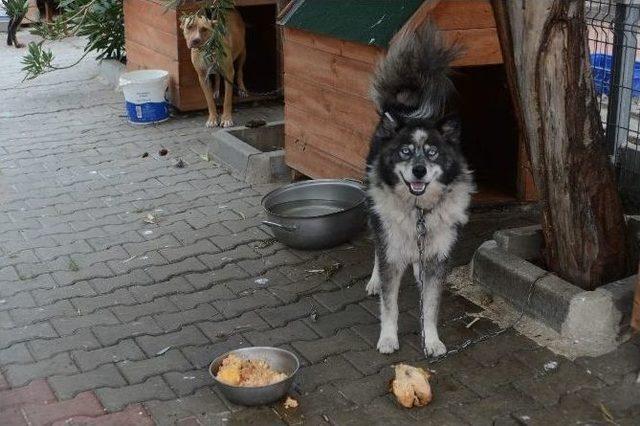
[401,176,427,196]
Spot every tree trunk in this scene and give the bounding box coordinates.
[491,0,629,290]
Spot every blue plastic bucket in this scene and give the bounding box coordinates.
[590,53,640,97]
[119,70,170,124]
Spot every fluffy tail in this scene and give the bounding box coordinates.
[371,24,459,120]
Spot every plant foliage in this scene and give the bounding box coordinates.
[2,0,28,19]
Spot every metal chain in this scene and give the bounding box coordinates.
[207,62,283,98]
[413,203,538,365]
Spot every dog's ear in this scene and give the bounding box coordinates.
[378,111,399,136]
[437,114,461,144]
[180,15,193,30]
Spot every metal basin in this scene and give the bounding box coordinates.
[209,347,299,406]
[261,179,367,250]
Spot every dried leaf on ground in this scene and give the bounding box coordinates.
[143,213,158,224]
[283,396,298,409]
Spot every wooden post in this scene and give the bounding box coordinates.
[491,0,630,289]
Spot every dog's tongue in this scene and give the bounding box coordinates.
[410,182,426,193]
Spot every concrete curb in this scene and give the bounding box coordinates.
[209,121,288,184]
[471,225,637,344]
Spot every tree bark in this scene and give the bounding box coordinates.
[492,0,629,289]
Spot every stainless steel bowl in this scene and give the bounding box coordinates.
[261,179,367,250]
[209,347,300,406]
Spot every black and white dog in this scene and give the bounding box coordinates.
[365,25,474,357]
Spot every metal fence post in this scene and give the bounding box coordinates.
[606,0,640,160]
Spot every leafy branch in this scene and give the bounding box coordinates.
[21,0,125,80]
[2,0,28,19]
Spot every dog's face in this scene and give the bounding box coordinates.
[373,114,463,196]
[181,15,215,49]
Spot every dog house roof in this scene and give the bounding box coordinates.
[278,0,425,48]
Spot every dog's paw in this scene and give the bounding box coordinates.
[14,43,25,48]
[365,277,380,296]
[377,334,399,354]
[220,117,234,128]
[238,89,248,98]
[206,117,219,128]
[423,338,447,358]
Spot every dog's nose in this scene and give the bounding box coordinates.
[412,165,427,179]
[191,38,201,46]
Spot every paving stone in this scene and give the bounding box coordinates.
[51,263,114,288]
[0,343,33,365]
[312,283,369,312]
[307,304,376,338]
[88,269,154,294]
[332,371,392,406]
[136,325,210,357]
[296,355,362,393]
[107,251,167,276]
[160,240,220,263]
[72,339,146,371]
[129,277,194,303]
[154,304,219,332]
[118,349,193,384]
[145,258,208,283]
[20,390,104,425]
[343,340,423,375]
[452,385,540,426]
[454,354,538,398]
[184,264,248,290]
[0,380,56,410]
[575,342,640,385]
[0,322,58,348]
[112,297,178,323]
[9,300,77,325]
[144,388,229,426]
[96,376,175,411]
[92,317,162,346]
[512,394,606,426]
[52,310,120,335]
[0,292,36,311]
[197,245,259,270]
[211,289,281,318]
[169,286,235,311]
[163,369,214,397]
[197,311,269,342]
[51,404,155,426]
[291,329,370,363]
[182,334,250,369]
[257,296,328,328]
[28,329,100,360]
[275,384,355,423]
[244,319,319,347]
[71,288,134,314]
[574,373,640,419]
[49,364,127,400]
[0,274,57,298]
[4,353,78,387]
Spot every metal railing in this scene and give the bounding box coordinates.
[587,0,640,212]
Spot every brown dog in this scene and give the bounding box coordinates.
[181,10,247,128]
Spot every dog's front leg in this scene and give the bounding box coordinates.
[377,261,403,354]
[220,64,235,128]
[413,262,447,357]
[213,74,221,99]
[196,68,218,128]
[366,253,381,296]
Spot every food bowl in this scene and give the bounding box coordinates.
[261,179,368,250]
[209,347,300,406]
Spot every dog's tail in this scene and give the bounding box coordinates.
[371,24,459,120]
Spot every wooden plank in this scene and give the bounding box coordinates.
[432,0,496,30]
[124,0,178,36]
[284,39,376,99]
[445,28,502,66]
[124,19,179,59]
[285,138,363,179]
[285,104,370,168]
[284,73,378,138]
[284,28,383,65]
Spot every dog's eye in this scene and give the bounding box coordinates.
[426,147,438,159]
[399,146,412,159]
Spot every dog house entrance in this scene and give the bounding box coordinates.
[454,65,520,204]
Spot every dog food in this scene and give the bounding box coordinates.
[391,364,433,408]
[216,354,287,387]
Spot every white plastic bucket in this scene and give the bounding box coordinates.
[119,70,170,124]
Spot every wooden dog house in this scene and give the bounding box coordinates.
[123,0,285,111]
[279,0,536,203]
